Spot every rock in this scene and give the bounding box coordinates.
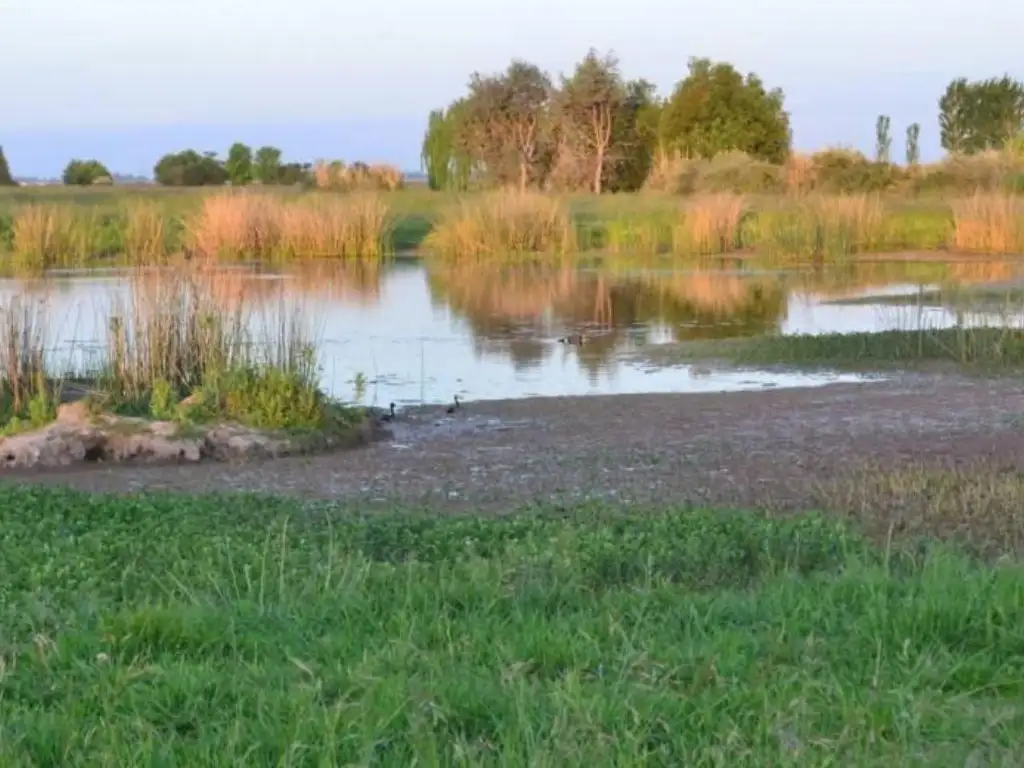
[104,431,204,463]
[203,424,293,461]
[0,411,376,470]
[56,400,93,425]
[0,422,105,469]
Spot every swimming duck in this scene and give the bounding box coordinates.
[446,395,461,414]
[558,333,585,346]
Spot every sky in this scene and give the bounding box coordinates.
[3,0,1022,178]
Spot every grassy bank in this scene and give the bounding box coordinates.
[0,488,1021,764]
[640,325,1024,372]
[2,187,1024,270]
[0,266,356,437]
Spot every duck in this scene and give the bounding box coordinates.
[558,333,586,346]
[376,402,397,423]
[446,395,461,414]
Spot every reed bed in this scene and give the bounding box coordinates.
[751,194,898,260]
[186,192,393,261]
[0,293,53,429]
[951,193,1024,254]
[424,189,578,259]
[0,265,338,433]
[9,205,107,270]
[673,193,748,255]
[1,188,1023,268]
[122,200,170,262]
[102,266,329,429]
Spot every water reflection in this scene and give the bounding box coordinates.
[0,258,1019,406]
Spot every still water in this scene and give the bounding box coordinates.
[3,258,1020,407]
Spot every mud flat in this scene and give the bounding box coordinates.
[0,373,1021,517]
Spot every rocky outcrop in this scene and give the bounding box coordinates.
[0,402,383,470]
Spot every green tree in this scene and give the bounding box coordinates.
[277,162,312,186]
[0,146,16,186]
[556,49,627,194]
[421,105,476,191]
[422,108,454,191]
[225,142,254,185]
[62,159,113,185]
[153,150,228,186]
[462,60,552,189]
[875,115,892,163]
[939,76,1024,154]
[660,58,791,163]
[605,80,662,192]
[253,146,283,185]
[906,123,921,166]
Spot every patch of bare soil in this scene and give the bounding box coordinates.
[3,373,1024,518]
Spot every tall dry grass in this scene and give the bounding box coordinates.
[104,266,321,404]
[0,293,50,415]
[105,268,249,399]
[186,192,393,261]
[10,205,97,270]
[122,201,169,262]
[673,194,748,254]
[425,189,578,259]
[951,193,1024,254]
[312,161,404,192]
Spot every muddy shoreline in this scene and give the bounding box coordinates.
[2,372,1022,513]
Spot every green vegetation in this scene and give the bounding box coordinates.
[0,268,358,438]
[660,57,790,165]
[62,159,113,186]
[940,75,1024,155]
[642,326,1024,372]
[0,187,1022,268]
[0,145,15,186]
[421,105,473,191]
[0,487,1021,764]
[225,142,254,186]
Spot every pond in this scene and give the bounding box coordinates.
[3,257,1021,408]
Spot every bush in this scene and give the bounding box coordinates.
[63,159,113,186]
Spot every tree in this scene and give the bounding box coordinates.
[462,60,552,189]
[277,162,312,186]
[939,76,1024,154]
[875,115,892,163]
[0,146,15,186]
[422,108,452,191]
[253,146,283,185]
[557,49,626,194]
[660,58,791,163]
[225,142,253,185]
[605,80,662,192]
[153,150,228,186]
[62,159,113,185]
[905,123,921,166]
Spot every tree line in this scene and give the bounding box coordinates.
[422,53,1024,193]
[1,65,1021,190]
[421,53,789,194]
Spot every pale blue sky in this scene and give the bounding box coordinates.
[3,0,1020,178]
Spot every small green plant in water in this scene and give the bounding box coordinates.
[352,371,368,402]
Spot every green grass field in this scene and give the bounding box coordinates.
[1,485,1023,764]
